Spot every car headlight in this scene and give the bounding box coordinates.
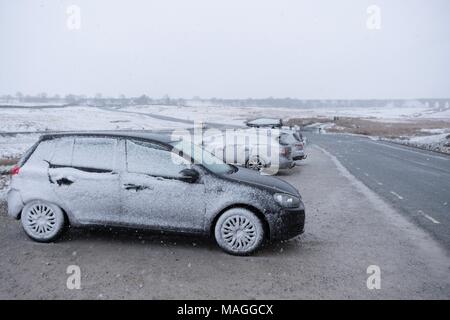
[273,193,300,208]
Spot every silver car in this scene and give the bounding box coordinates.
[280,130,307,161]
[7,132,305,255]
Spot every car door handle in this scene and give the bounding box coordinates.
[123,183,152,191]
[56,177,74,186]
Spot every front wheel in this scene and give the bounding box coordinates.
[214,208,265,255]
[21,201,66,242]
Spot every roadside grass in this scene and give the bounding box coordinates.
[0,158,18,166]
[286,117,450,154]
[328,118,450,139]
[0,158,17,176]
[286,117,450,138]
[0,158,15,195]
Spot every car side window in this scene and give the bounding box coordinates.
[72,137,117,171]
[50,137,74,167]
[126,140,190,178]
[22,140,55,166]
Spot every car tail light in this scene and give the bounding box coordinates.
[10,165,20,175]
[295,143,304,150]
[280,147,290,156]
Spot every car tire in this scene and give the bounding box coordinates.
[245,156,266,171]
[214,208,265,255]
[21,201,66,243]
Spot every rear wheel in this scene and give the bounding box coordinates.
[214,208,265,255]
[21,201,65,242]
[245,156,266,171]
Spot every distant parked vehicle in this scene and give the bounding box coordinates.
[280,130,307,161]
[246,118,282,129]
[203,129,295,172]
[7,132,305,255]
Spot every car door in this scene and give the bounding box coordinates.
[120,139,206,232]
[48,136,122,224]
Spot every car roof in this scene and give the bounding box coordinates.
[246,118,282,127]
[40,131,177,145]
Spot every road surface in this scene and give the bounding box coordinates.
[307,132,450,250]
[1,146,449,299]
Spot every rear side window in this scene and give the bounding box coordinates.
[72,137,117,171]
[20,139,55,166]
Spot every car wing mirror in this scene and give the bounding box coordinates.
[178,168,199,183]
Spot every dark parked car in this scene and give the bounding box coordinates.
[7,132,305,255]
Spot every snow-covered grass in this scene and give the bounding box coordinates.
[123,105,248,126]
[0,105,193,159]
[0,101,68,107]
[0,174,10,200]
[0,106,190,133]
[126,102,450,124]
[0,134,40,159]
[383,133,450,154]
[303,119,450,154]
[1,102,450,159]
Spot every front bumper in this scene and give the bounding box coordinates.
[270,203,305,240]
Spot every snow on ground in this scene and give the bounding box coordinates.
[0,106,190,133]
[0,174,10,200]
[1,103,450,159]
[395,132,450,153]
[0,106,192,159]
[123,103,450,125]
[123,105,248,126]
[0,134,40,159]
[382,133,450,154]
[0,102,68,107]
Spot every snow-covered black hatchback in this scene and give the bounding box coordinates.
[7,132,305,255]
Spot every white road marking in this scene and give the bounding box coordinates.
[376,181,383,186]
[364,172,369,177]
[418,210,440,224]
[390,191,404,200]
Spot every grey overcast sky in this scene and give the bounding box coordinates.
[0,0,449,99]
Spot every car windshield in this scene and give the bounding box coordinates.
[170,140,235,175]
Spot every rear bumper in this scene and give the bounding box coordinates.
[292,150,306,161]
[277,157,295,169]
[7,189,24,219]
[293,155,307,161]
[270,204,305,240]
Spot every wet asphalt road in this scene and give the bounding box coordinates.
[307,132,450,250]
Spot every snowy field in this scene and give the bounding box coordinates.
[121,105,449,126]
[0,106,191,159]
[0,106,190,133]
[1,102,450,159]
[125,102,450,123]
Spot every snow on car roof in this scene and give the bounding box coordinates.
[246,118,282,127]
[40,131,177,144]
